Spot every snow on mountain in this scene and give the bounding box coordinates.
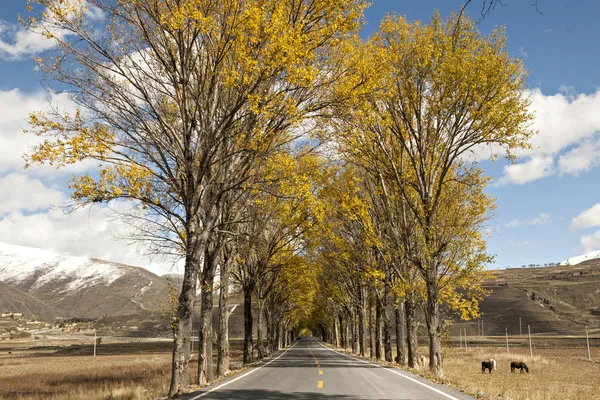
[0,241,125,292]
[560,250,600,266]
[0,241,172,318]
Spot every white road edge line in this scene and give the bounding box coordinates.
[188,341,298,399]
[316,341,463,400]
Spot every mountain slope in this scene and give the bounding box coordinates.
[0,282,69,321]
[459,260,600,335]
[0,242,171,320]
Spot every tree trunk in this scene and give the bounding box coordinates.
[358,304,366,356]
[369,300,374,358]
[339,314,346,349]
[405,295,419,369]
[276,321,282,350]
[351,311,358,354]
[395,302,405,365]
[426,277,443,377]
[197,270,215,385]
[265,308,274,356]
[334,317,340,347]
[375,300,382,360]
[243,288,253,365]
[168,243,201,397]
[344,314,350,349]
[256,299,264,360]
[217,263,231,378]
[383,288,393,362]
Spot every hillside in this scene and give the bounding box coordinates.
[456,259,600,336]
[0,242,171,321]
[0,282,69,321]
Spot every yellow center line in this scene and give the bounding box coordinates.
[317,380,323,389]
[319,370,323,375]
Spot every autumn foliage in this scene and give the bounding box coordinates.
[22,0,533,395]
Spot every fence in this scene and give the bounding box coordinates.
[454,318,598,361]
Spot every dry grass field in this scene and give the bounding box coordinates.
[0,339,246,400]
[0,352,172,400]
[411,345,600,400]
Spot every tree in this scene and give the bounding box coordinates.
[232,150,325,364]
[23,0,366,395]
[332,12,534,377]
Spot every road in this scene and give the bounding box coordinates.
[182,337,475,400]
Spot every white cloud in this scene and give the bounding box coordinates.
[557,138,600,175]
[0,1,104,60]
[494,87,600,184]
[580,230,600,253]
[526,88,600,157]
[0,173,66,216]
[496,156,554,185]
[0,20,58,59]
[570,203,600,230]
[532,213,550,225]
[508,240,530,246]
[518,46,527,58]
[505,212,550,228]
[0,88,95,176]
[0,203,181,276]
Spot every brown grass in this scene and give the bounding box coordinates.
[0,352,173,400]
[0,339,247,400]
[413,346,600,400]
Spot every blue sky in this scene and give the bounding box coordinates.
[1,1,600,272]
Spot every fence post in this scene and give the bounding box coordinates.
[528,325,533,360]
[519,317,522,337]
[505,328,509,353]
[465,328,468,352]
[94,330,97,358]
[586,325,591,361]
[482,318,484,337]
[459,328,462,349]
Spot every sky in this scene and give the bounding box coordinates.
[1,1,600,274]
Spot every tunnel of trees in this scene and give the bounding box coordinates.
[23,0,534,396]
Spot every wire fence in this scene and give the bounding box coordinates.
[452,318,599,361]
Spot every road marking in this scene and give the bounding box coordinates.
[317,380,323,389]
[188,341,298,399]
[315,341,462,400]
[319,370,323,375]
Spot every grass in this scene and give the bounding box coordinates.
[0,339,247,400]
[0,352,173,400]
[332,337,600,400]
[435,346,600,400]
[366,340,600,400]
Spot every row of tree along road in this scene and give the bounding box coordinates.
[22,0,533,396]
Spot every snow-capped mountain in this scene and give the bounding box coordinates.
[0,241,126,291]
[0,241,171,319]
[560,250,600,266]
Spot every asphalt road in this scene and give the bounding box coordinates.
[182,337,475,400]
